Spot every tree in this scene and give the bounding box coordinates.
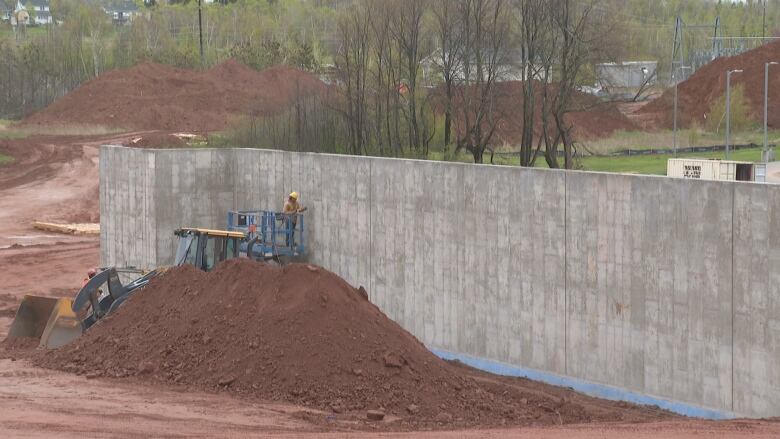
[335,2,371,155]
[455,0,511,164]
[545,0,613,169]
[431,0,465,149]
[516,0,551,167]
[390,0,429,151]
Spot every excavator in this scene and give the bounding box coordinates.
[8,210,305,349]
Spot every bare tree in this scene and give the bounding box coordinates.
[335,4,371,155]
[455,0,511,164]
[390,0,429,151]
[516,0,551,166]
[431,0,465,149]
[544,0,607,169]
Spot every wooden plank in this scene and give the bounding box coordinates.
[31,222,100,236]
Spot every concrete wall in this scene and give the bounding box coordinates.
[100,145,780,418]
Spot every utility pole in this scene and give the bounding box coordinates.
[726,69,743,160]
[198,0,204,66]
[765,62,778,162]
[673,75,678,157]
[764,0,767,41]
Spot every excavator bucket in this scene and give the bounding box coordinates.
[39,298,82,349]
[7,295,82,349]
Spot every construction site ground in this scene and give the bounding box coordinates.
[2,132,780,437]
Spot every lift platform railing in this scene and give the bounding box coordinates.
[227,210,305,258]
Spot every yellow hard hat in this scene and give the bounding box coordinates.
[289,192,299,200]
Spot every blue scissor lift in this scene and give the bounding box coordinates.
[227,210,305,262]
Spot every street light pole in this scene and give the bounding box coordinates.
[198,0,204,66]
[726,69,743,160]
[673,75,678,156]
[765,62,778,163]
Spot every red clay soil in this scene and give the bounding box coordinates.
[35,259,671,431]
[445,81,637,147]
[639,40,780,129]
[23,61,329,133]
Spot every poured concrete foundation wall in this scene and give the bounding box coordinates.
[100,145,780,418]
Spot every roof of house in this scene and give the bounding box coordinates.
[104,0,139,13]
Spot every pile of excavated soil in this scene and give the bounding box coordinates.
[639,40,780,129]
[444,81,637,146]
[24,61,329,132]
[36,260,670,430]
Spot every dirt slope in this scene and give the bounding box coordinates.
[444,81,637,147]
[36,259,670,430]
[639,40,780,128]
[24,61,328,132]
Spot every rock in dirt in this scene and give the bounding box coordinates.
[367,410,385,421]
[406,404,420,414]
[218,376,236,387]
[435,412,453,423]
[138,362,155,375]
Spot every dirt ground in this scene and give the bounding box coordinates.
[1,132,780,437]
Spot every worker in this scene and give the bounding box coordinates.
[283,192,307,246]
[82,268,97,287]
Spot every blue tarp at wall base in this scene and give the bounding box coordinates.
[431,348,738,420]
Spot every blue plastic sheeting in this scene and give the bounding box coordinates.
[431,348,737,420]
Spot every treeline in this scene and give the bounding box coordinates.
[279,0,619,167]
[1,0,780,165]
[0,0,336,118]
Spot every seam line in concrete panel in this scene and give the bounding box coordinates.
[369,160,373,300]
[730,182,735,411]
[564,171,568,376]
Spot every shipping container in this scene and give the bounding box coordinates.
[667,158,763,182]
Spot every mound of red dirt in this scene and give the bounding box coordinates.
[24,60,329,132]
[444,81,636,147]
[35,259,669,430]
[639,40,780,129]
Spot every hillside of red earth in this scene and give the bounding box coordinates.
[639,40,780,129]
[444,81,636,147]
[23,60,329,132]
[34,259,671,431]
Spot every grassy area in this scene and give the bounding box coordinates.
[425,125,777,175]
[0,152,12,165]
[429,146,767,175]
[579,147,764,175]
[0,120,27,140]
[0,120,124,139]
[578,128,780,155]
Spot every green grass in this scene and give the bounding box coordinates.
[0,152,12,165]
[0,120,124,139]
[0,120,26,139]
[579,147,764,175]
[578,128,780,156]
[429,146,767,175]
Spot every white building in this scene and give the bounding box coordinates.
[104,1,140,25]
[24,0,53,25]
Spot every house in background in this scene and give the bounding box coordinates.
[26,0,53,25]
[594,61,658,100]
[420,49,553,87]
[104,1,140,25]
[1,1,12,21]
